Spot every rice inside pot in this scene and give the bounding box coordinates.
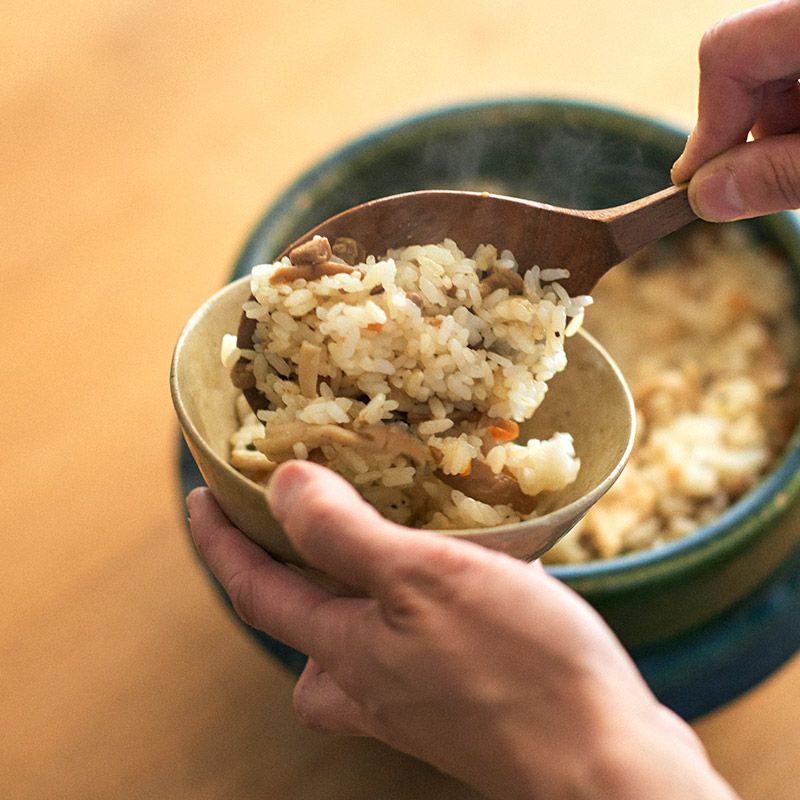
[223,236,592,528]
[545,225,800,563]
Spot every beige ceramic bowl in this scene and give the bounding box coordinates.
[171,275,635,567]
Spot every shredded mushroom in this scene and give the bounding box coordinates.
[297,341,322,398]
[255,422,431,466]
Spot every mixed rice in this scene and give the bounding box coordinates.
[223,236,591,528]
[545,225,800,564]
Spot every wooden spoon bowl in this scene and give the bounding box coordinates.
[275,185,692,291]
[236,184,694,413]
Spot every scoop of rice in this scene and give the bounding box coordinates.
[225,236,591,528]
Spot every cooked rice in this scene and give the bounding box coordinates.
[225,237,591,528]
[544,225,800,564]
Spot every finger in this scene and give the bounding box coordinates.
[687,132,800,221]
[267,460,453,595]
[672,0,800,182]
[187,487,335,654]
[752,78,800,139]
[292,657,369,736]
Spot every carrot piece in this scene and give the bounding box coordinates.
[366,322,384,331]
[488,419,519,442]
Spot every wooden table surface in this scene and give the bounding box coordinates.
[4,1,799,797]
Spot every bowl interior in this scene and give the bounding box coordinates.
[172,275,634,565]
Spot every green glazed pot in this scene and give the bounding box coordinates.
[229,98,800,651]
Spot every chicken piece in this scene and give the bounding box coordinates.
[479,267,525,297]
[437,459,536,514]
[270,237,356,283]
[331,236,366,266]
[230,358,256,390]
[290,237,333,265]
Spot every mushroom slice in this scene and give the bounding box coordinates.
[255,422,365,462]
[230,449,277,475]
[254,421,431,467]
[297,341,322,398]
[358,424,431,466]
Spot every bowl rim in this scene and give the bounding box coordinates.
[228,96,800,587]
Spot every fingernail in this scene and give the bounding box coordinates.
[670,155,684,179]
[692,169,747,221]
[671,131,695,183]
[266,465,308,523]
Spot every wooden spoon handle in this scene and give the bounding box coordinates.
[604,184,696,263]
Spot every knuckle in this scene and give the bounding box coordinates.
[763,149,800,209]
[382,540,482,627]
[380,578,429,629]
[697,22,726,72]
[697,15,747,78]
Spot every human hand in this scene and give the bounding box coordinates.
[672,0,800,221]
[188,461,737,800]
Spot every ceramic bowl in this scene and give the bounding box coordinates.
[171,275,634,567]
[216,99,800,653]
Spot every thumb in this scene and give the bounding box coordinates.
[687,133,800,221]
[267,460,439,594]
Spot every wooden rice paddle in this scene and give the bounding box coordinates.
[236,184,695,409]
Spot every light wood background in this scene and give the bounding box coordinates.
[3,1,799,797]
